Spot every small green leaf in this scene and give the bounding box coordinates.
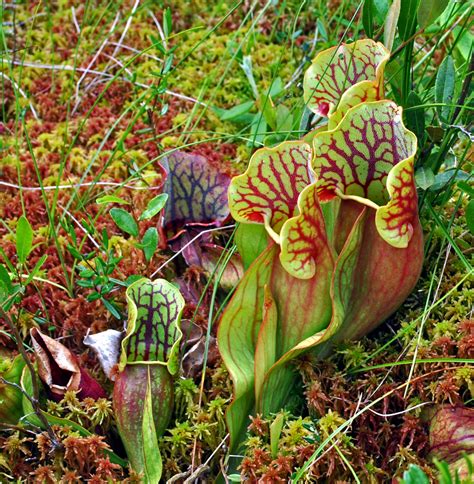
[141,368,163,482]
[24,254,48,286]
[453,27,473,63]
[110,208,139,237]
[435,56,455,122]
[401,464,430,484]
[0,264,13,302]
[217,100,255,121]
[466,200,474,235]
[267,77,284,99]
[139,194,169,221]
[415,166,435,190]
[16,215,33,264]
[96,195,130,205]
[0,264,12,291]
[141,228,159,262]
[432,169,470,191]
[363,0,374,37]
[163,7,172,38]
[228,475,242,482]
[417,0,449,28]
[102,298,121,319]
[67,244,83,260]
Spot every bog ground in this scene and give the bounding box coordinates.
[0,1,473,482]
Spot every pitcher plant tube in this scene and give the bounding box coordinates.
[113,278,184,482]
[217,39,424,450]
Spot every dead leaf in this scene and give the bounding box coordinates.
[30,328,106,400]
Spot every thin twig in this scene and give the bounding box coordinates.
[72,11,121,114]
[0,180,163,191]
[0,422,37,435]
[390,27,426,59]
[56,203,101,250]
[9,59,207,106]
[108,42,163,62]
[367,401,432,418]
[102,53,133,77]
[183,464,210,484]
[71,7,81,33]
[110,0,140,60]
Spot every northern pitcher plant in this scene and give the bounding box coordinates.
[217,40,424,448]
[113,278,184,482]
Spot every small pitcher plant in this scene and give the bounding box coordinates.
[217,39,424,447]
[112,278,184,481]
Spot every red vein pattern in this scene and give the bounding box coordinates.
[162,151,231,240]
[229,141,313,234]
[312,101,417,206]
[279,183,331,279]
[304,40,389,118]
[375,158,418,248]
[123,279,184,364]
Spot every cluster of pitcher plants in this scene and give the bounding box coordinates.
[5,39,432,480]
[95,39,425,477]
[217,38,424,449]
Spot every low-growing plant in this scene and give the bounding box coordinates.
[218,39,425,449]
[111,278,184,482]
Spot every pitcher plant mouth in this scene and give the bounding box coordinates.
[119,278,184,373]
[311,100,418,249]
[229,100,418,280]
[218,39,424,452]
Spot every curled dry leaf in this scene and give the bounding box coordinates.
[30,328,106,401]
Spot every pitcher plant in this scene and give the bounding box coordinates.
[217,39,424,448]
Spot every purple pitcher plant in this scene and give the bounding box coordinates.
[112,278,184,482]
[217,39,424,447]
